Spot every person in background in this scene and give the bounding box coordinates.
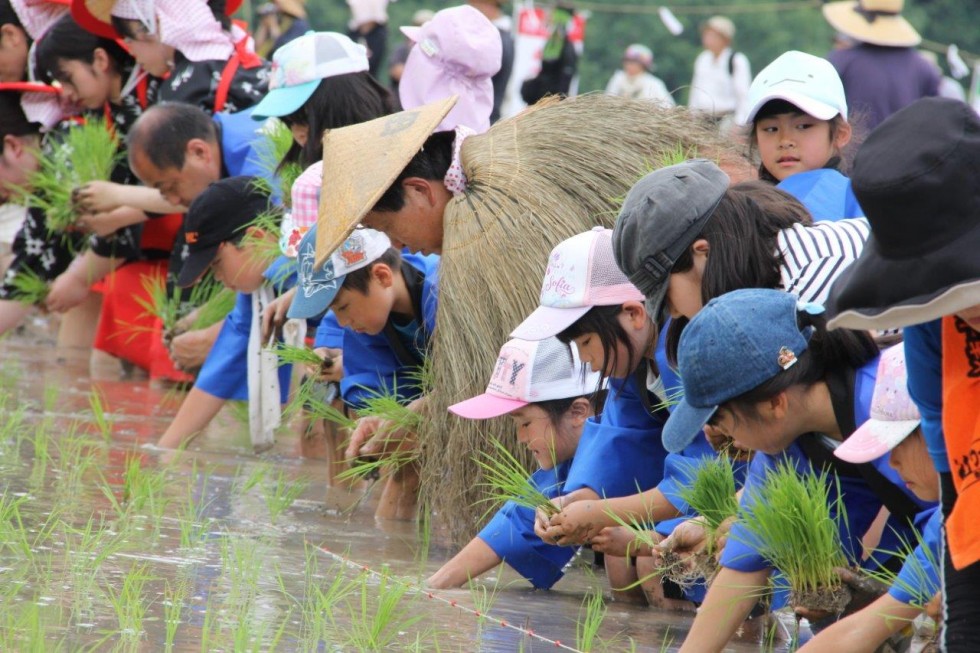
[266,0,309,58]
[605,43,674,107]
[822,0,937,131]
[346,0,389,78]
[387,9,432,103]
[688,15,751,129]
[468,0,513,123]
[919,50,966,102]
[519,1,577,105]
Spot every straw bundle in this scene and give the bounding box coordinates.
[423,94,749,543]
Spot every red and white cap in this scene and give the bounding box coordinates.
[511,227,645,341]
[834,345,922,464]
[449,337,600,420]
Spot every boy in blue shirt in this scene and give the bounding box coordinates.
[288,224,438,519]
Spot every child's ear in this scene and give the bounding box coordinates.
[568,397,592,426]
[833,120,853,150]
[243,225,266,240]
[765,391,790,421]
[621,300,650,329]
[92,47,111,74]
[372,263,394,288]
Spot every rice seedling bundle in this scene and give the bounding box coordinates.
[256,118,303,206]
[735,460,851,614]
[8,268,49,305]
[16,117,121,233]
[473,436,559,520]
[189,286,236,330]
[420,95,749,543]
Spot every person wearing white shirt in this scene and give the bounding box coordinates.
[606,43,675,107]
[688,16,751,127]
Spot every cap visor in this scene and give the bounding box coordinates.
[746,91,840,123]
[662,398,717,453]
[643,284,669,325]
[251,80,319,120]
[510,305,591,341]
[176,246,219,288]
[834,419,921,464]
[400,26,421,41]
[449,394,528,420]
[287,277,344,320]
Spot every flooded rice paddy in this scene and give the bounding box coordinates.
[0,329,806,651]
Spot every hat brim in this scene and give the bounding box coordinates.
[510,304,591,341]
[176,245,220,288]
[314,96,458,267]
[251,80,319,121]
[822,1,921,47]
[642,283,669,327]
[0,82,60,94]
[400,25,421,41]
[449,393,528,420]
[72,0,118,39]
[662,398,717,454]
[825,223,980,330]
[834,418,921,464]
[275,0,306,19]
[745,89,842,124]
[286,274,345,319]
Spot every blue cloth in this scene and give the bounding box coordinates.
[314,311,344,349]
[889,506,941,606]
[721,356,931,575]
[478,460,576,589]
[329,253,439,410]
[777,168,863,222]
[903,321,947,472]
[213,107,280,200]
[563,374,669,498]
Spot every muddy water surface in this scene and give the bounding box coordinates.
[0,334,803,652]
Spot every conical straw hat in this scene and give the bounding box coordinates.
[315,95,457,267]
[822,0,920,47]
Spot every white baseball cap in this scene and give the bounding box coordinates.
[745,50,848,123]
[449,337,601,420]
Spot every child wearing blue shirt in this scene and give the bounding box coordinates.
[663,289,927,652]
[426,337,600,589]
[287,224,437,519]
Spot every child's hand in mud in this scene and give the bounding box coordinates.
[543,500,604,546]
[656,517,710,574]
[592,526,657,558]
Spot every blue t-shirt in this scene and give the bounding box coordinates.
[313,253,439,410]
[563,373,670,499]
[889,506,941,606]
[777,168,863,222]
[903,321,947,472]
[722,357,931,575]
[477,460,576,589]
[214,107,276,195]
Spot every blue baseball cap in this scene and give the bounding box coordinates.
[287,223,392,319]
[251,32,369,121]
[662,289,813,453]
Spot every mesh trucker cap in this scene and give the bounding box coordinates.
[834,345,921,464]
[251,32,369,121]
[511,227,645,341]
[288,223,392,319]
[449,337,601,420]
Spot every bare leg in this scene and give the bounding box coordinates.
[375,460,420,520]
[157,387,227,449]
[0,299,30,337]
[604,554,647,604]
[57,292,102,349]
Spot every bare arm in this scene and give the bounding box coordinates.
[156,386,227,449]
[542,486,682,546]
[45,250,120,313]
[73,181,185,214]
[798,594,924,653]
[677,566,771,653]
[426,537,503,589]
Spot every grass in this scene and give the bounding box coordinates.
[735,460,850,611]
[15,117,121,233]
[162,577,189,651]
[8,267,50,305]
[474,436,559,521]
[575,586,608,653]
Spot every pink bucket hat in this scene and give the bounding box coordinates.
[511,227,646,341]
[449,337,600,420]
[398,4,501,133]
[834,345,922,464]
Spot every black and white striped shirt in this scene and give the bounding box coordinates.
[777,217,870,305]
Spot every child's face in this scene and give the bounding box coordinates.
[210,240,268,293]
[888,430,939,502]
[55,57,114,109]
[955,304,980,331]
[509,404,574,470]
[622,60,645,77]
[0,24,29,83]
[124,31,175,78]
[570,305,652,379]
[708,401,796,455]
[755,112,849,182]
[329,276,393,336]
[666,240,709,319]
[0,135,39,202]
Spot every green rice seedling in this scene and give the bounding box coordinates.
[575,586,608,653]
[287,376,356,428]
[198,587,222,653]
[65,514,126,622]
[8,267,49,305]
[263,469,309,522]
[0,492,31,558]
[473,436,558,521]
[358,383,425,437]
[220,534,266,607]
[162,577,190,651]
[467,570,502,629]
[296,545,357,646]
[238,462,268,494]
[240,207,285,269]
[189,286,236,330]
[120,454,168,515]
[735,460,851,614]
[862,528,940,612]
[103,562,154,644]
[87,388,113,441]
[255,118,303,206]
[342,568,423,651]
[28,425,52,488]
[15,117,121,233]
[131,271,227,338]
[273,343,325,368]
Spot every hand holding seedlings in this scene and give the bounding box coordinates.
[533,497,564,543]
[310,348,343,383]
[72,180,126,214]
[542,499,605,545]
[169,325,220,371]
[261,286,296,342]
[591,526,658,557]
[793,567,888,621]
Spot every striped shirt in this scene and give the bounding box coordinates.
[776,217,870,305]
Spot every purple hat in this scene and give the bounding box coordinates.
[834,345,921,464]
[398,5,502,133]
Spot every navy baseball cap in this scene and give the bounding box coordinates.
[662,288,813,453]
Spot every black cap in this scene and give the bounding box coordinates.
[177,176,273,287]
[612,159,729,321]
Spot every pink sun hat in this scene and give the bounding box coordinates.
[511,227,646,341]
[449,337,600,420]
[834,345,921,464]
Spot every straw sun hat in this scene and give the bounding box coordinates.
[822,0,920,48]
[314,95,457,267]
[72,0,244,39]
